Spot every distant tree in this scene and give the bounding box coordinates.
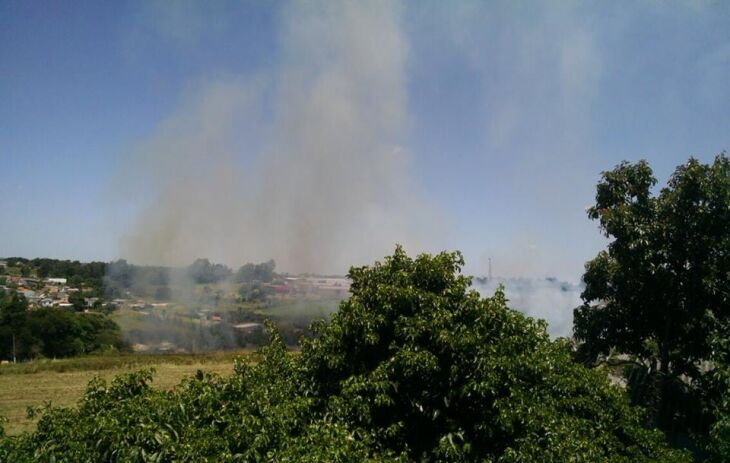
[19,266,30,277]
[106,259,133,289]
[235,259,276,283]
[68,291,87,312]
[0,292,33,359]
[187,258,232,284]
[101,303,117,315]
[238,282,265,302]
[574,154,730,434]
[0,291,28,328]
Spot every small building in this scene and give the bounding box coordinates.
[46,278,67,285]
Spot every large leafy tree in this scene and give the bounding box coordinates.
[1,248,688,461]
[300,247,688,461]
[574,154,730,429]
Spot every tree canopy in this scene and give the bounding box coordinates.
[574,154,730,451]
[0,290,127,361]
[575,154,729,378]
[0,248,688,462]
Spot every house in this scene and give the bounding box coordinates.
[46,278,67,285]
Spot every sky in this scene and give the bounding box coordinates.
[2,0,729,280]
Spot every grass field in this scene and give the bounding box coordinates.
[0,352,253,436]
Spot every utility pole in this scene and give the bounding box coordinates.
[12,333,16,364]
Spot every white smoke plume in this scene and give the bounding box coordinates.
[118,0,442,274]
[474,277,583,337]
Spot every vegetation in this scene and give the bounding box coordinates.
[0,289,127,361]
[574,154,730,457]
[2,256,279,300]
[0,354,242,436]
[707,324,730,461]
[0,248,688,461]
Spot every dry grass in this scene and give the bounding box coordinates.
[0,356,241,436]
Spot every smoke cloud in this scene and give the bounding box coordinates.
[118,0,441,274]
[474,277,583,337]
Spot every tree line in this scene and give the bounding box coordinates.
[1,256,278,300]
[0,289,127,361]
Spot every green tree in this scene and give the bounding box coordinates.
[706,325,730,461]
[0,291,33,361]
[299,247,688,461]
[574,155,730,436]
[68,291,87,312]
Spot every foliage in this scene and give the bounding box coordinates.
[235,259,276,283]
[68,291,87,312]
[238,282,266,302]
[0,291,127,361]
[705,322,730,461]
[0,248,688,461]
[187,258,233,285]
[2,257,280,302]
[574,155,729,427]
[104,259,170,298]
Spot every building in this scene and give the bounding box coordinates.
[46,278,67,285]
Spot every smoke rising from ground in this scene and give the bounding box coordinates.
[118,0,440,274]
[474,277,583,337]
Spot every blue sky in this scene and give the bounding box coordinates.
[2,0,729,279]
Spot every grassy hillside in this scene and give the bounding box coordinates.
[0,352,253,435]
